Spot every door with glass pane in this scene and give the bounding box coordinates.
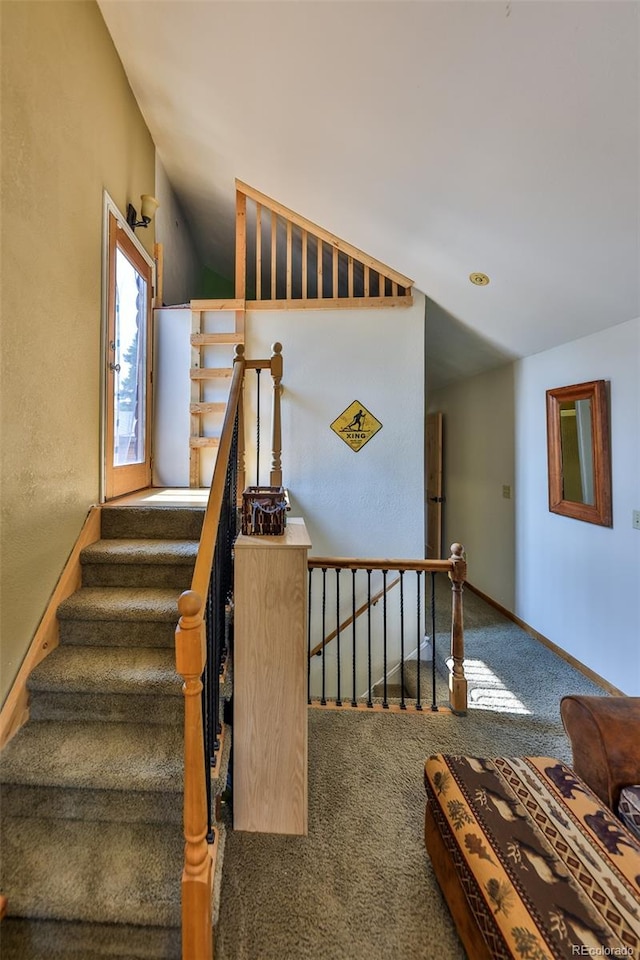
[105,213,153,499]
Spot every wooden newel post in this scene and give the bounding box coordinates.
[448,543,467,715]
[175,590,213,960]
[234,344,246,504]
[270,342,283,488]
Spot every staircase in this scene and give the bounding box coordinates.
[0,504,230,959]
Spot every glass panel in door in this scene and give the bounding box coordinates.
[113,248,147,466]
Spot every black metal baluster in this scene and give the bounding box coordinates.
[255,367,261,486]
[321,567,327,705]
[212,553,222,754]
[351,569,357,707]
[201,652,212,841]
[382,569,389,708]
[335,568,342,706]
[431,571,438,712]
[399,570,406,710]
[307,567,313,704]
[204,572,216,841]
[415,570,423,710]
[366,569,373,708]
[199,408,241,845]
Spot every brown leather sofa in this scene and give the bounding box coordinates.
[560,695,640,836]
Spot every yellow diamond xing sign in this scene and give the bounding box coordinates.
[330,401,382,452]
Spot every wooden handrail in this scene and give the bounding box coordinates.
[308,557,455,573]
[190,348,245,605]
[177,341,285,958]
[308,575,400,659]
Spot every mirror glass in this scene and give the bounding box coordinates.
[559,398,594,505]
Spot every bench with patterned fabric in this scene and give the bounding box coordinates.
[424,755,640,960]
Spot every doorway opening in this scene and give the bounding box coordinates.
[102,197,154,500]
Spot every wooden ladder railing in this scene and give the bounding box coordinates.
[188,300,246,488]
[175,343,284,960]
[235,180,414,309]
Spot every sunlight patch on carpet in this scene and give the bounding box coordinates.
[462,658,531,714]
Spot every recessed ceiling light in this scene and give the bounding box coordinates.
[469,272,490,286]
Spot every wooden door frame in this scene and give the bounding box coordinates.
[100,191,156,501]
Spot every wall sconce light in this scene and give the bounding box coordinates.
[126,194,159,231]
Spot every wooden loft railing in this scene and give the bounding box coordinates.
[235,179,414,309]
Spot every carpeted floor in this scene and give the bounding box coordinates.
[216,584,609,960]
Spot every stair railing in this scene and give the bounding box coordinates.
[307,545,467,714]
[175,343,284,960]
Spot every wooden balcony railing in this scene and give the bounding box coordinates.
[307,546,467,714]
[235,180,414,309]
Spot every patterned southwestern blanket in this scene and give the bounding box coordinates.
[424,755,640,960]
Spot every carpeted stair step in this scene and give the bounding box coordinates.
[0,719,232,825]
[1,819,225,955]
[27,646,182,725]
[80,539,198,589]
[0,816,184,927]
[0,917,182,960]
[0,720,182,824]
[57,587,181,647]
[101,506,204,541]
[371,681,404,700]
[403,656,447,700]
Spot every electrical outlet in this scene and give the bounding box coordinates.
[502,484,512,500]
[633,509,640,530]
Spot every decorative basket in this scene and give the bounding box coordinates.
[241,486,287,536]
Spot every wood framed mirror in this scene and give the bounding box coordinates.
[546,380,612,526]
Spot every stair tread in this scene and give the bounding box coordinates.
[0,721,182,793]
[100,506,204,541]
[81,539,199,565]
[0,917,181,960]
[0,816,184,926]
[28,646,180,697]
[57,587,182,622]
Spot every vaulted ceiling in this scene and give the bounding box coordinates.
[98,1,639,388]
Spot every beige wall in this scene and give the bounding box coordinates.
[155,156,202,305]
[0,1,156,703]
[428,363,516,610]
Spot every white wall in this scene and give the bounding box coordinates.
[515,318,640,695]
[154,297,426,561]
[246,297,426,559]
[430,317,640,696]
[153,308,191,486]
[154,156,201,305]
[153,308,238,487]
[429,363,516,609]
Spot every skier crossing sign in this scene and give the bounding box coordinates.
[330,400,382,452]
